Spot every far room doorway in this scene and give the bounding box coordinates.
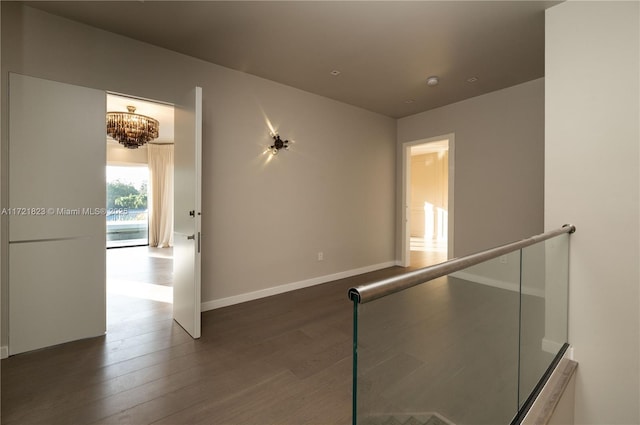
[6,74,202,356]
[106,93,175,329]
[402,135,454,268]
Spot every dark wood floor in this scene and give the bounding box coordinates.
[356,277,531,425]
[1,246,445,425]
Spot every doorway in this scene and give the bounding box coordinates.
[401,134,454,268]
[106,93,175,329]
[6,74,202,356]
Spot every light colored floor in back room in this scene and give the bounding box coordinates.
[106,246,174,329]
[409,236,447,268]
[1,240,549,425]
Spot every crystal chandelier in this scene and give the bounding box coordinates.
[106,106,159,149]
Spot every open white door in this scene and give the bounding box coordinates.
[173,87,202,338]
[8,74,106,355]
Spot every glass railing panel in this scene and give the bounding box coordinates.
[354,251,522,425]
[106,208,149,248]
[519,233,570,408]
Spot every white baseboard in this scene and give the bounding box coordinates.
[565,345,574,360]
[450,271,545,298]
[1,345,8,359]
[542,338,565,354]
[201,261,396,312]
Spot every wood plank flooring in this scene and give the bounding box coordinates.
[2,247,445,425]
[0,240,552,425]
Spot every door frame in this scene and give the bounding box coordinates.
[2,77,200,357]
[400,133,455,267]
[106,89,203,339]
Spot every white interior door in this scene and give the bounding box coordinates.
[173,86,202,338]
[8,73,106,355]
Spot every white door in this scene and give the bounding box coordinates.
[8,74,106,355]
[172,87,202,338]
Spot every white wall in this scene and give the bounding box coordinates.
[452,243,546,298]
[107,142,148,165]
[546,2,640,423]
[0,4,396,344]
[398,79,545,258]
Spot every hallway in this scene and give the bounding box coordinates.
[2,251,453,425]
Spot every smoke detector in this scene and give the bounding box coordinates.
[426,76,440,86]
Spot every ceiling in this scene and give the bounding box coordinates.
[26,1,560,119]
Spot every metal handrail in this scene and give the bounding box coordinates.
[348,224,576,304]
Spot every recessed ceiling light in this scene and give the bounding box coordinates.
[467,76,479,83]
[330,70,341,76]
[426,76,439,86]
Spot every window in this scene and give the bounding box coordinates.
[106,165,149,248]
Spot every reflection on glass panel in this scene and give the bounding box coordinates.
[519,234,570,407]
[355,251,522,425]
[352,231,573,424]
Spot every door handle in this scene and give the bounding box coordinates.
[187,234,195,240]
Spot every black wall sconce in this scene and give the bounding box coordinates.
[269,133,289,155]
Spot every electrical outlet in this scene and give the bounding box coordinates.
[317,252,324,261]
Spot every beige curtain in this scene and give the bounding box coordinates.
[148,144,174,247]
